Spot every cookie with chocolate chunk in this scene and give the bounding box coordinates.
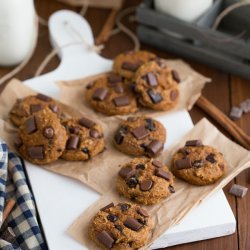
[172,140,226,185]
[113,50,157,80]
[89,202,152,250]
[114,116,166,157]
[61,117,105,161]
[9,94,62,127]
[16,108,67,165]
[134,61,180,111]
[85,74,138,116]
[116,157,175,205]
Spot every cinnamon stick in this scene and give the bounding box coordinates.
[196,95,250,150]
[2,199,16,223]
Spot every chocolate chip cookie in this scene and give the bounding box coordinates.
[16,108,67,165]
[85,74,138,116]
[89,202,152,250]
[134,61,180,111]
[172,140,226,185]
[113,50,157,80]
[61,117,105,161]
[114,116,166,157]
[9,94,62,127]
[116,157,175,205]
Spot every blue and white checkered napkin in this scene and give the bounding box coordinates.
[0,140,47,250]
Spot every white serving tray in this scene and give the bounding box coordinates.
[23,10,236,250]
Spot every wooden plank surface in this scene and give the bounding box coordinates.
[0,0,249,250]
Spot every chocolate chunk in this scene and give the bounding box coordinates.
[107,214,118,222]
[140,179,153,191]
[119,167,136,179]
[152,160,163,168]
[175,158,192,170]
[86,81,94,89]
[192,160,204,168]
[30,104,42,114]
[28,146,44,159]
[131,126,149,140]
[66,135,79,149]
[120,203,130,211]
[240,99,250,113]
[115,131,124,145]
[124,217,143,231]
[82,147,89,154]
[206,153,216,163]
[146,72,158,86]
[100,202,114,211]
[108,75,122,84]
[229,184,248,198]
[113,95,130,107]
[145,118,155,131]
[185,140,203,147]
[137,208,149,217]
[43,127,54,139]
[114,85,124,94]
[178,148,191,155]
[90,129,100,138]
[49,104,59,113]
[172,70,181,83]
[136,164,145,170]
[126,177,138,188]
[69,127,80,134]
[25,116,37,134]
[96,230,114,249]
[115,224,124,232]
[147,89,163,104]
[230,106,243,120]
[36,93,52,102]
[79,117,95,128]
[170,89,179,101]
[168,185,175,193]
[122,61,141,72]
[14,137,22,148]
[146,140,163,157]
[92,88,108,101]
[155,169,170,181]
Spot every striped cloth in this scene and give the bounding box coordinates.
[0,140,47,250]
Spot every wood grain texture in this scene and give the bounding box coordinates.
[0,0,249,250]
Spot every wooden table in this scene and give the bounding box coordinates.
[0,0,249,249]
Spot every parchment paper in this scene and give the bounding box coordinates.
[58,59,210,120]
[68,118,250,250]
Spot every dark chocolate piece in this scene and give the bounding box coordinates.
[79,117,95,128]
[145,118,155,131]
[36,93,52,102]
[115,132,124,145]
[168,185,175,193]
[146,72,158,86]
[25,116,37,134]
[147,89,163,104]
[114,85,124,94]
[49,104,59,113]
[137,208,149,217]
[119,167,136,179]
[152,160,163,168]
[113,95,130,107]
[146,140,163,157]
[206,153,216,163]
[170,89,179,101]
[107,214,118,222]
[126,177,138,188]
[30,104,42,114]
[140,179,153,191]
[131,125,149,140]
[124,217,143,231]
[90,129,100,138]
[155,169,170,181]
[230,106,242,120]
[178,148,191,155]
[66,135,79,150]
[69,127,80,134]
[28,146,44,159]
[96,230,114,249]
[172,70,181,83]
[115,224,124,232]
[185,140,203,147]
[229,184,248,198]
[86,81,93,89]
[43,127,54,139]
[136,164,145,170]
[192,160,204,168]
[175,158,192,170]
[100,202,114,211]
[82,147,89,154]
[120,203,130,211]
[92,88,108,101]
[122,61,141,72]
[108,75,122,84]
[14,137,22,148]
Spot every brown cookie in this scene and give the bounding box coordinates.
[9,94,62,127]
[89,202,152,250]
[85,74,138,116]
[116,157,175,205]
[16,108,67,165]
[134,61,180,111]
[172,140,226,185]
[61,117,105,161]
[114,116,166,157]
[112,50,157,80]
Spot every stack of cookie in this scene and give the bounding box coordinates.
[10,93,105,165]
[85,50,181,116]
